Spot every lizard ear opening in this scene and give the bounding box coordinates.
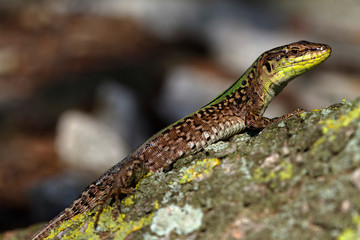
[264,61,272,72]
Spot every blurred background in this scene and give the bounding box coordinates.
[0,0,359,233]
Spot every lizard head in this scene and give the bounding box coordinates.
[257,40,331,100]
[203,41,331,111]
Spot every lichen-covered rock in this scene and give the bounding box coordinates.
[28,98,360,240]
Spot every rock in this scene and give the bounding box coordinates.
[55,110,130,174]
[28,97,360,240]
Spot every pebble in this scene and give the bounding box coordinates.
[55,110,130,174]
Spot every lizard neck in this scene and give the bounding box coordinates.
[204,60,258,108]
[205,59,269,116]
[30,41,331,240]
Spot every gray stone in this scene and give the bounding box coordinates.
[55,110,129,174]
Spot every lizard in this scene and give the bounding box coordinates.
[31,40,331,239]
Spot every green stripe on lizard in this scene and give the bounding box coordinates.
[32,40,331,240]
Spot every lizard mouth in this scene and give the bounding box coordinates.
[292,46,331,70]
[274,44,332,80]
[262,45,331,101]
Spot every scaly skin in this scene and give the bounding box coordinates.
[31,40,331,239]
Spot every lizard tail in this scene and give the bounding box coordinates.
[30,160,129,239]
[31,208,74,240]
[30,180,112,239]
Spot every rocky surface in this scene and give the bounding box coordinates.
[0,0,359,236]
[12,97,360,240]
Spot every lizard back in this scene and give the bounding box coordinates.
[31,41,331,239]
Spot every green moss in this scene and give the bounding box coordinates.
[179,158,220,184]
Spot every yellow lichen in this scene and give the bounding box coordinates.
[337,214,360,240]
[312,137,326,149]
[300,112,308,118]
[342,97,350,105]
[92,204,154,239]
[319,105,360,135]
[279,161,293,181]
[123,194,136,206]
[45,201,154,240]
[45,213,87,239]
[253,167,276,183]
[153,200,160,210]
[96,202,154,239]
[113,213,154,239]
[179,158,220,184]
[253,161,293,186]
[135,172,152,189]
[312,103,360,152]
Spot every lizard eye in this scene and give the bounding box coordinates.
[291,49,298,54]
[264,61,271,72]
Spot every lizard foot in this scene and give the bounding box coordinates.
[93,187,135,228]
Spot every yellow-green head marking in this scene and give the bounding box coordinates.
[30,40,332,240]
[206,41,331,115]
[257,40,331,107]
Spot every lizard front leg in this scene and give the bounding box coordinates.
[245,108,305,130]
[93,159,146,227]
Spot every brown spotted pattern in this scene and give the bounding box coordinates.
[31,41,331,239]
